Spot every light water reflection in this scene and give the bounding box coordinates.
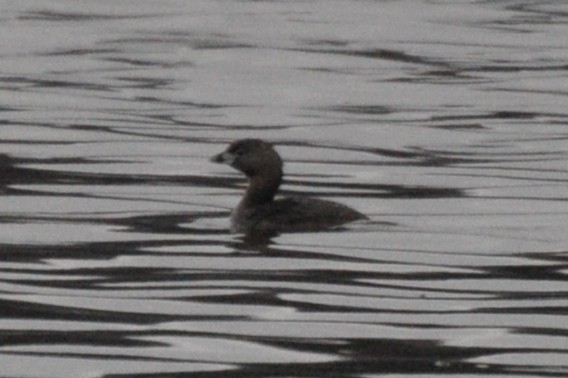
[1,1,568,377]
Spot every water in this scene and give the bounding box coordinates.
[1,0,567,377]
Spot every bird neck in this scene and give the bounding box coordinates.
[242,170,282,206]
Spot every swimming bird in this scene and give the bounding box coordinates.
[211,139,367,233]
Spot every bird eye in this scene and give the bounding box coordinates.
[235,149,244,157]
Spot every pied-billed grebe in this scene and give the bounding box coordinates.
[211,139,367,233]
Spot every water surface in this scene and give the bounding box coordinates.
[1,1,567,377]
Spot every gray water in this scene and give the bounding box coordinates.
[1,1,567,377]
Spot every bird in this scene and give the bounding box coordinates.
[211,138,367,234]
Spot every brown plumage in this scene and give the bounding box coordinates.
[211,139,367,234]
